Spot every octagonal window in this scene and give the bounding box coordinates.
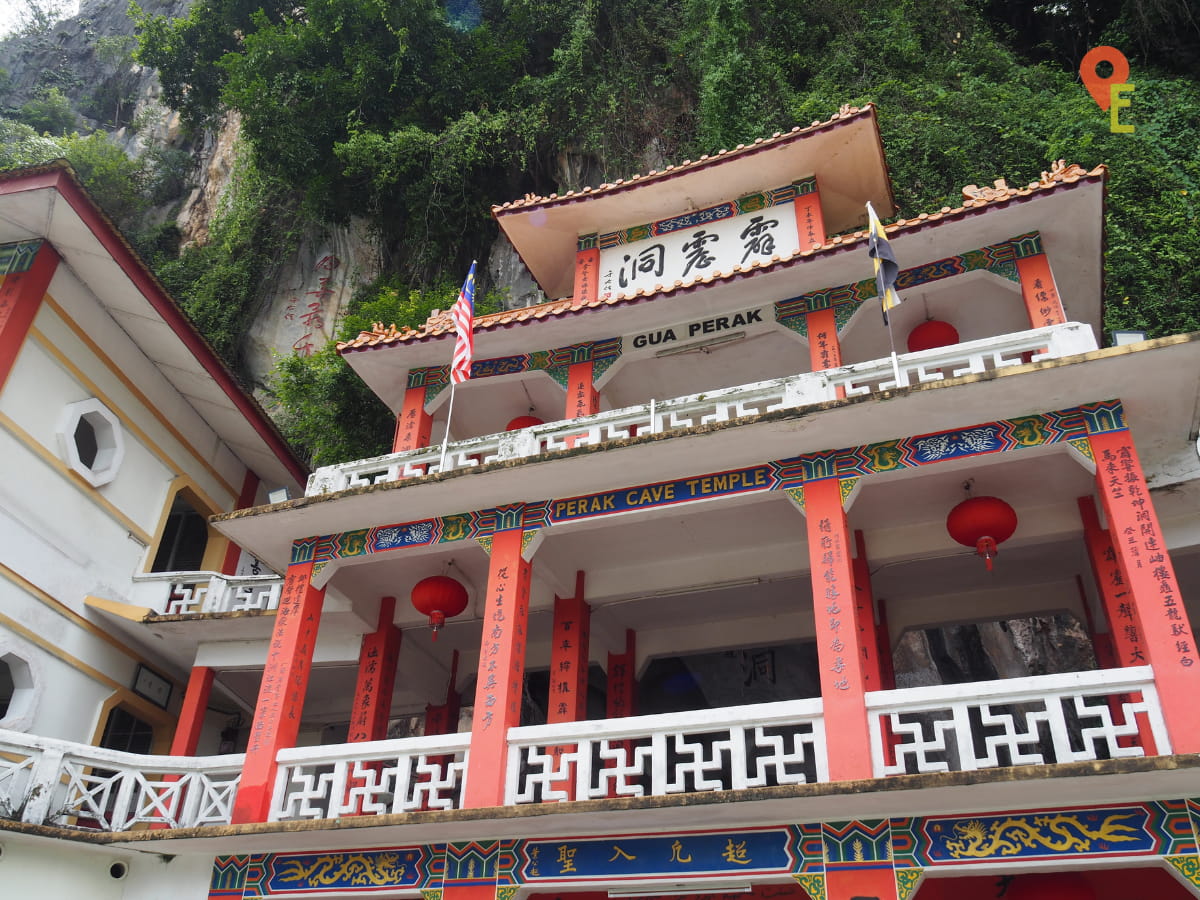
[56,398,125,487]
[0,650,38,731]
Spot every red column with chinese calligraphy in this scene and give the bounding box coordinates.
[0,241,59,390]
[805,308,843,373]
[393,385,433,453]
[1078,496,1142,667]
[348,597,402,743]
[424,650,461,735]
[606,629,636,720]
[574,246,600,305]
[792,181,827,252]
[231,557,326,824]
[1089,425,1200,753]
[546,572,591,799]
[852,531,884,691]
[566,361,600,420]
[1015,252,1067,329]
[805,477,874,781]
[463,526,533,809]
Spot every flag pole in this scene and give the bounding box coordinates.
[438,381,457,472]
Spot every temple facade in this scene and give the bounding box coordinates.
[2,105,1200,900]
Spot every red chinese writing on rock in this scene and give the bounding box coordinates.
[1101,444,1194,669]
[817,517,851,690]
[285,255,341,357]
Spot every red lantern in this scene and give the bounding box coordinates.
[1005,873,1095,900]
[946,495,1018,571]
[907,319,960,353]
[507,415,545,431]
[411,575,468,640]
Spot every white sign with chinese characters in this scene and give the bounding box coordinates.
[599,203,799,297]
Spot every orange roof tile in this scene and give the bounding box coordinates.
[491,104,873,218]
[338,160,1105,355]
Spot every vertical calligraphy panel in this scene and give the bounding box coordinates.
[0,241,59,391]
[792,187,827,252]
[547,573,591,800]
[805,308,843,373]
[1089,429,1200,753]
[349,597,403,743]
[1015,253,1066,328]
[464,526,533,808]
[1079,496,1144,667]
[566,361,600,420]
[394,385,434,453]
[574,247,601,304]
[804,477,874,781]
[231,557,325,824]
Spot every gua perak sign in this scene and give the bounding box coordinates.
[628,306,769,352]
[598,193,800,298]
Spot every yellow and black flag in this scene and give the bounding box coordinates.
[867,202,902,325]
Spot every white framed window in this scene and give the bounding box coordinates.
[56,398,125,487]
[0,644,40,732]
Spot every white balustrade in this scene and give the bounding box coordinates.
[866,666,1169,777]
[827,322,1096,398]
[130,571,283,616]
[306,323,1096,496]
[270,733,470,820]
[505,698,827,804]
[0,727,242,830]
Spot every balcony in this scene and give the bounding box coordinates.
[0,666,1166,831]
[129,571,284,616]
[306,323,1098,495]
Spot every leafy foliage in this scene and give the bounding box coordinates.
[16,87,76,135]
[119,0,1200,462]
[268,276,503,466]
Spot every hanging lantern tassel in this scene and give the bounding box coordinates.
[411,575,469,640]
[946,496,1018,571]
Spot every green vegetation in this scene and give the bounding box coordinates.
[269,277,503,466]
[16,87,76,135]
[13,0,1200,462]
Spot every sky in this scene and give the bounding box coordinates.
[0,1,83,39]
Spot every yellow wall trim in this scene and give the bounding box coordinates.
[37,295,240,498]
[28,319,234,510]
[0,408,154,544]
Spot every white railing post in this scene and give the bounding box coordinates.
[19,745,64,825]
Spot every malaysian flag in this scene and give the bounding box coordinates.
[449,261,477,385]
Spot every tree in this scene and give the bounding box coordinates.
[17,87,76,136]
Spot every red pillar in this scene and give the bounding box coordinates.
[1089,427,1200,753]
[566,361,600,420]
[169,666,214,756]
[548,572,590,722]
[219,471,260,575]
[547,573,591,799]
[574,246,600,304]
[606,629,636,719]
[1015,252,1067,328]
[393,385,433,453]
[792,181,827,252]
[1078,496,1141,667]
[463,526,532,808]
[348,597,402,743]
[231,557,325,824]
[825,869,899,900]
[806,307,843,372]
[852,531,884,692]
[805,477,874,781]
[424,650,461,735]
[0,241,59,390]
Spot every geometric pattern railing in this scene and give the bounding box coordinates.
[130,572,284,616]
[0,727,243,830]
[269,734,470,821]
[505,699,828,804]
[306,323,1097,495]
[866,666,1170,777]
